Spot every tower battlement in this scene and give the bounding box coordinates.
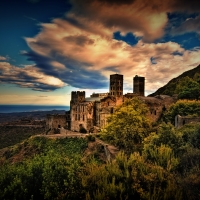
[71,91,85,103]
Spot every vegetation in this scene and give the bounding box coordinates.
[160,75,200,99]
[1,95,200,199]
[0,126,45,149]
[0,137,88,200]
[149,64,200,97]
[100,98,151,154]
[163,100,200,124]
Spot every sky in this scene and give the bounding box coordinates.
[0,0,200,106]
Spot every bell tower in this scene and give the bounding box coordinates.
[133,75,145,96]
[110,74,123,96]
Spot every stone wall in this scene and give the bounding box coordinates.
[46,114,67,130]
[175,115,200,128]
[139,96,175,122]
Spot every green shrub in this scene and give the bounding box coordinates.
[87,135,96,142]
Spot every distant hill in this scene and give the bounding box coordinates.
[149,64,200,97]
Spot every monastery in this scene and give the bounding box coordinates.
[46,74,175,133]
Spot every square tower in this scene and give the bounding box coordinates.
[71,91,85,104]
[110,74,123,96]
[133,75,145,96]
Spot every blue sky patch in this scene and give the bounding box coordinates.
[113,31,139,46]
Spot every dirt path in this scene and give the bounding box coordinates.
[95,138,119,157]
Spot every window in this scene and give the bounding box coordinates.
[111,107,113,114]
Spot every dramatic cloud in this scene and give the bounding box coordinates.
[69,0,168,42]
[23,15,200,95]
[0,61,65,91]
[1,0,193,95]
[69,0,200,42]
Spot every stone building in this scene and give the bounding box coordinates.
[70,91,102,132]
[46,74,175,133]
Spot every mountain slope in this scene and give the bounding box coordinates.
[149,64,200,97]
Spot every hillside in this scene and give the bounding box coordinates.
[0,126,45,149]
[149,64,200,97]
[1,97,200,199]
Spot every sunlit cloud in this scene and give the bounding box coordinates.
[0,0,198,96]
[0,61,65,91]
[23,13,200,95]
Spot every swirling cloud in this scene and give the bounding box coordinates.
[0,61,65,91]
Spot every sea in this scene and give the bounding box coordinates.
[0,105,70,113]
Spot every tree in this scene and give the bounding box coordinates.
[101,98,151,153]
[143,123,184,156]
[163,100,200,124]
[174,76,200,100]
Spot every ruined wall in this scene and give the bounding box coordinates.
[46,114,67,129]
[175,115,200,128]
[139,96,175,122]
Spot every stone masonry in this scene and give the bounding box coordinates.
[46,74,176,133]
